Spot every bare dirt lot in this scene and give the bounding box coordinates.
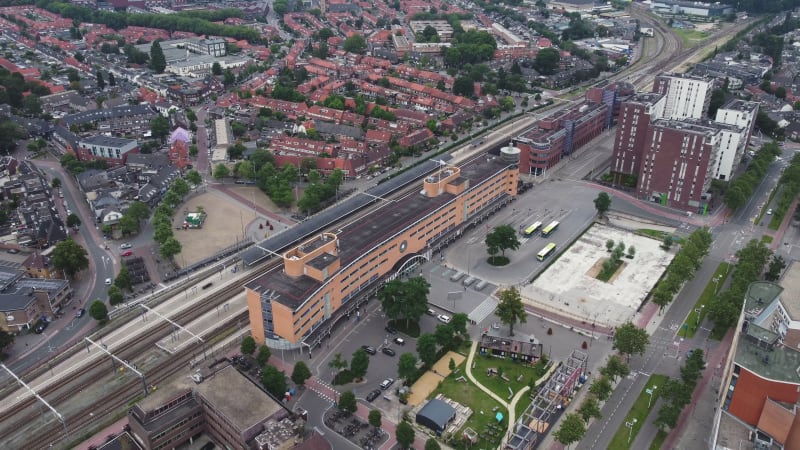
[172,186,284,267]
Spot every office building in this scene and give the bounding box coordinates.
[128,365,293,450]
[245,153,519,345]
[713,99,759,180]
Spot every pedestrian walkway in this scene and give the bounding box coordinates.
[769,197,799,251]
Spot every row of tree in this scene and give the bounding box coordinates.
[148,176,193,259]
[723,142,781,210]
[554,355,631,447]
[654,349,706,430]
[239,336,313,397]
[707,239,774,333]
[650,228,713,312]
[41,1,261,42]
[768,153,800,226]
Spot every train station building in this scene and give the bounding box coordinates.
[244,152,520,347]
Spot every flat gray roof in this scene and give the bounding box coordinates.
[195,365,283,429]
[779,261,800,320]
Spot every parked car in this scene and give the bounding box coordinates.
[120,243,132,249]
[34,321,48,334]
[361,345,377,355]
[121,250,133,257]
[75,308,85,318]
[366,389,381,402]
[437,314,452,324]
[382,347,396,356]
[385,325,397,334]
[393,337,405,346]
[379,378,395,390]
[426,308,436,316]
[767,208,773,215]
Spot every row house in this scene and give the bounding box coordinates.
[297,75,330,95]
[394,108,430,127]
[248,97,309,119]
[399,128,435,148]
[394,64,454,89]
[61,104,157,136]
[284,40,307,69]
[75,135,139,165]
[368,117,411,136]
[270,136,336,158]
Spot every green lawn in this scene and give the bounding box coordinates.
[637,229,669,240]
[761,235,774,244]
[471,351,549,401]
[433,367,506,450]
[608,374,669,449]
[649,430,668,450]
[672,28,709,47]
[682,262,730,339]
[755,186,778,225]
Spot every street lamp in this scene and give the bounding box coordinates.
[646,385,658,408]
[713,276,720,294]
[626,418,637,444]
[695,305,705,327]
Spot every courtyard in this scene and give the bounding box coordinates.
[521,224,676,328]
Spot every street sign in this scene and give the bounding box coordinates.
[646,388,653,395]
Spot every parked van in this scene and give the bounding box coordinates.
[462,276,476,287]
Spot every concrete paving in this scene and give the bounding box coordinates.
[523,224,676,329]
[155,292,247,354]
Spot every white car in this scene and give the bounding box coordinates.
[120,243,132,249]
[767,209,773,215]
[104,278,112,285]
[437,314,452,324]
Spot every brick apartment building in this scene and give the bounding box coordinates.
[75,136,139,165]
[512,101,608,176]
[245,154,519,345]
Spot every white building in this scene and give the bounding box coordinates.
[653,73,712,121]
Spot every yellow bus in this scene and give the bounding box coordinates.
[523,221,543,237]
[537,243,557,261]
[542,221,559,237]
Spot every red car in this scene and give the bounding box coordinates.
[121,250,133,257]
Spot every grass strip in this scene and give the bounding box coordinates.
[682,262,730,339]
[607,374,669,449]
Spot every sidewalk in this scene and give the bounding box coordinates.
[768,197,799,252]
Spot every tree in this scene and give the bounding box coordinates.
[593,192,611,217]
[329,352,348,371]
[261,365,287,397]
[51,178,61,189]
[108,285,124,305]
[451,313,468,335]
[378,277,430,328]
[578,396,602,422]
[368,409,382,428]
[396,421,415,449]
[655,402,682,430]
[108,72,116,87]
[51,238,89,278]
[343,34,367,54]
[425,438,441,450]
[495,287,527,336]
[765,255,786,281]
[115,265,132,292]
[89,299,108,322]
[0,329,14,355]
[241,336,256,355]
[613,321,650,361]
[257,345,271,366]
[588,375,612,401]
[416,333,438,367]
[398,352,418,381]
[292,361,312,386]
[126,201,150,223]
[338,390,357,414]
[66,213,81,228]
[212,62,222,76]
[186,170,203,187]
[149,40,167,73]
[600,354,630,382]
[96,71,105,90]
[434,324,456,350]
[23,94,42,116]
[533,47,560,75]
[661,235,673,250]
[553,413,586,448]
[150,115,170,142]
[485,225,521,260]
[350,348,370,379]
[213,163,230,179]
[159,237,182,259]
